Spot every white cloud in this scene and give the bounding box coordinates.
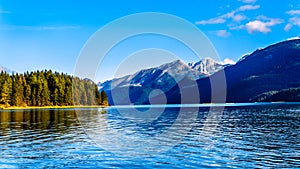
[223,58,236,65]
[222,11,235,18]
[228,24,244,30]
[290,17,300,26]
[245,18,283,33]
[232,14,247,22]
[195,18,226,25]
[256,15,271,20]
[213,30,231,37]
[239,5,260,11]
[284,23,293,32]
[197,2,283,34]
[239,0,257,3]
[196,4,259,25]
[285,9,300,31]
[245,20,271,33]
[231,15,283,34]
[286,10,300,15]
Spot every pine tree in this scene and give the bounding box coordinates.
[11,74,24,106]
[80,82,88,105]
[63,76,73,105]
[0,75,12,106]
[0,70,108,107]
[95,85,102,105]
[101,90,108,105]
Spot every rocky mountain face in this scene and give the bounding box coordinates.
[188,58,228,75]
[162,38,300,104]
[225,38,300,102]
[100,38,300,105]
[99,58,230,105]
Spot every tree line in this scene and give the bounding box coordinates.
[0,70,108,107]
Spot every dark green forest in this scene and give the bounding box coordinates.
[251,87,300,102]
[0,70,108,107]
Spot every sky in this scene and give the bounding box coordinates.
[0,0,300,82]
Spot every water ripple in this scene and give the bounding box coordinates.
[0,106,300,168]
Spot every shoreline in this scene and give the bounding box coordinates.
[0,105,108,110]
[2,102,299,110]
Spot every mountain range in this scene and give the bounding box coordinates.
[98,58,232,104]
[159,37,300,104]
[100,37,300,105]
[0,65,8,73]
[0,65,14,74]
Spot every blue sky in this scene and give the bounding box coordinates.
[0,0,300,82]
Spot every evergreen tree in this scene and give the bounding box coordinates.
[11,74,24,106]
[0,74,12,106]
[0,70,108,107]
[22,75,31,106]
[95,85,102,105]
[101,90,108,105]
[63,76,73,105]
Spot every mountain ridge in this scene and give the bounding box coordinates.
[98,57,230,104]
[99,57,231,89]
[100,38,300,105]
[161,38,300,104]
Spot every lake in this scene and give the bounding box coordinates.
[0,103,300,168]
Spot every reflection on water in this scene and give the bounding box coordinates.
[0,105,300,168]
[0,109,79,131]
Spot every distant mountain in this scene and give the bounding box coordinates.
[100,38,300,105]
[188,58,229,75]
[0,65,14,74]
[0,65,7,72]
[160,37,300,104]
[99,58,231,105]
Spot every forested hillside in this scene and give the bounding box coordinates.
[149,38,300,104]
[0,70,108,107]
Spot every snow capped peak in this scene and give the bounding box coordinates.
[202,57,219,62]
[223,58,236,65]
[238,53,251,62]
[188,57,232,75]
[257,47,263,51]
[238,47,266,63]
[187,62,195,67]
[287,36,300,41]
[236,37,300,64]
[98,57,232,96]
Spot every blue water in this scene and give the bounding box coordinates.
[0,103,300,168]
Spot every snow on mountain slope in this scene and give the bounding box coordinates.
[99,59,204,91]
[99,57,231,92]
[98,57,236,105]
[188,58,228,75]
[163,38,300,104]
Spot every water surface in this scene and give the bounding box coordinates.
[0,104,300,168]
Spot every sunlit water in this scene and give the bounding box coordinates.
[0,104,300,168]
